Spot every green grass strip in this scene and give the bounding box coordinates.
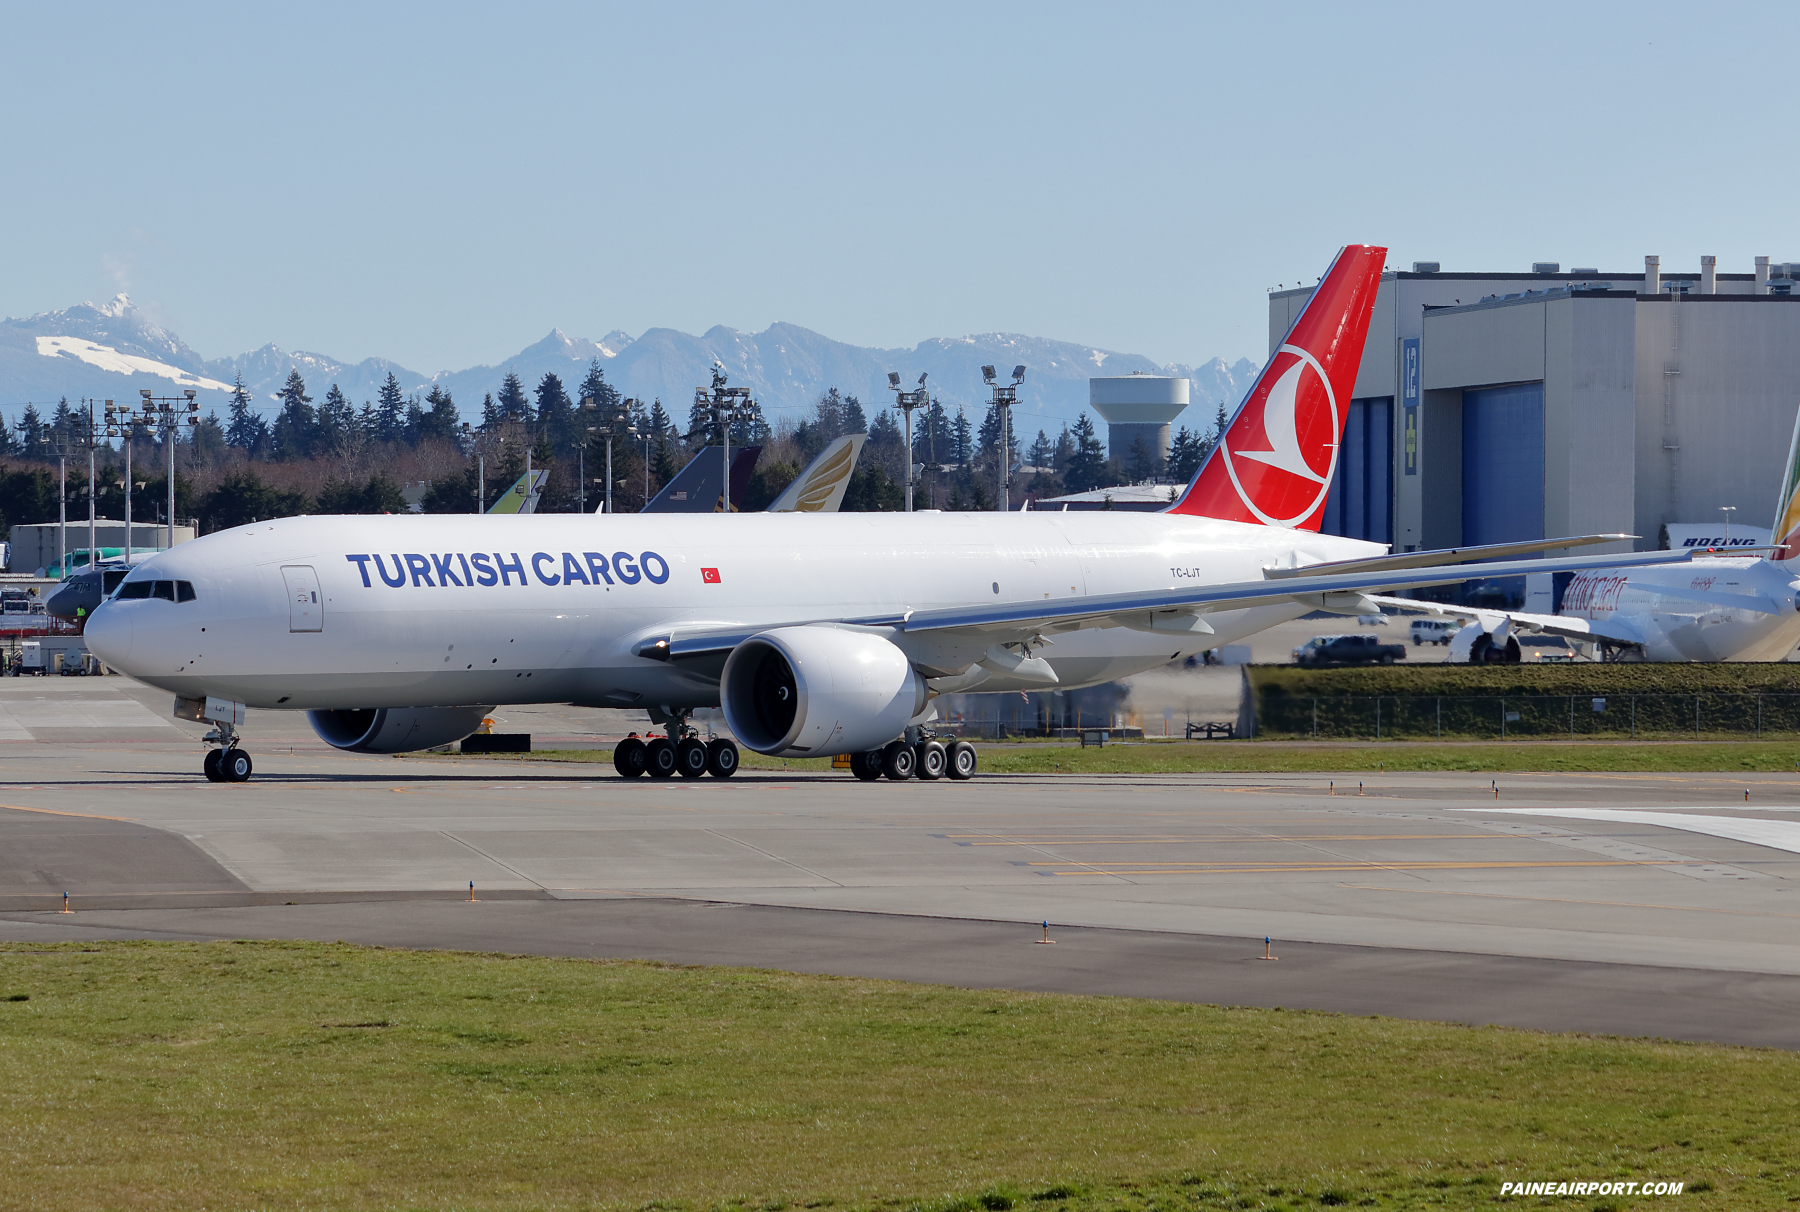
[0,941,1771,1209]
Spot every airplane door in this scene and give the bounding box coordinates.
[282,565,323,632]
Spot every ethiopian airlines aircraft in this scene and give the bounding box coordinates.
[1371,411,1800,664]
[85,245,1699,783]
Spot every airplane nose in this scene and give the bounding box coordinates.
[83,604,134,669]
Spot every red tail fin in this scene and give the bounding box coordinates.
[1168,244,1386,528]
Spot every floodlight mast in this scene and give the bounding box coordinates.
[693,363,756,512]
[887,370,929,511]
[141,388,200,551]
[983,365,1025,511]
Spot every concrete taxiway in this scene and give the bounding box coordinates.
[3,678,1800,1047]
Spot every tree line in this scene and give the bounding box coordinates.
[0,365,1227,545]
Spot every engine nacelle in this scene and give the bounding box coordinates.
[307,705,494,753]
[720,626,925,757]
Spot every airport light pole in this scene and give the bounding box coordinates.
[692,364,757,513]
[104,399,147,560]
[79,400,100,574]
[140,389,199,551]
[1721,505,1737,546]
[887,371,929,512]
[981,364,1026,512]
[584,395,639,514]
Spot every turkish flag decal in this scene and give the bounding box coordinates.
[701,568,721,583]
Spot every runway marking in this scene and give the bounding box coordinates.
[951,834,1516,845]
[438,832,546,889]
[1339,884,1800,919]
[1033,860,1686,876]
[1466,808,1800,857]
[704,829,845,886]
[0,802,135,823]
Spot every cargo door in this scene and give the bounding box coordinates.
[282,565,323,632]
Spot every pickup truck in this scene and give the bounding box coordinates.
[1292,634,1408,667]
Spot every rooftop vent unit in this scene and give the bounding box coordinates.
[1411,261,1440,273]
[1532,262,1560,274]
[1570,267,1599,275]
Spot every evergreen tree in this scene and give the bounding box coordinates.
[417,386,460,445]
[375,372,407,443]
[269,371,315,461]
[495,372,531,423]
[421,464,483,514]
[481,392,503,429]
[913,399,950,467]
[842,394,867,435]
[867,408,906,484]
[1052,424,1075,473]
[315,384,357,458]
[1064,413,1108,492]
[192,411,228,459]
[17,404,47,459]
[225,373,267,455]
[841,463,904,512]
[577,358,620,410]
[1168,425,1206,482]
[1128,434,1164,481]
[534,372,574,453]
[952,408,973,465]
[1027,429,1054,470]
[1213,400,1230,445]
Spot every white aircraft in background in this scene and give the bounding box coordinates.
[85,244,1701,784]
[1371,412,1800,663]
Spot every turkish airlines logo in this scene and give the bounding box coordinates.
[1219,343,1340,528]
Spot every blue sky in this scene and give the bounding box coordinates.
[3,1,1796,373]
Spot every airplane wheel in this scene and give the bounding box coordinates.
[946,741,978,780]
[675,737,709,779]
[222,749,253,783]
[915,741,946,781]
[849,751,883,782]
[203,749,225,782]
[881,740,915,781]
[613,737,647,778]
[645,738,678,779]
[705,738,739,778]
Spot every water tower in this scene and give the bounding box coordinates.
[1088,374,1190,467]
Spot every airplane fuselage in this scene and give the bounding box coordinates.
[1560,557,1800,661]
[85,510,1383,712]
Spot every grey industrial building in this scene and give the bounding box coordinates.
[1268,257,1800,565]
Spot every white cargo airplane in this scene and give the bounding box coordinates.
[1369,413,1800,663]
[85,244,1701,783]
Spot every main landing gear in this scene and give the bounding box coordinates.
[849,736,977,783]
[613,719,739,781]
[201,721,253,783]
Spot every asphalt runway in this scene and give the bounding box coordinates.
[5,678,1800,1046]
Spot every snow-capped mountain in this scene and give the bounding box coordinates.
[0,294,1258,432]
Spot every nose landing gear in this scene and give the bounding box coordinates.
[201,721,253,783]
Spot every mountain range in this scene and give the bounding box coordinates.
[0,295,1258,434]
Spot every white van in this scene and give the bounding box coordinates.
[1410,618,1459,646]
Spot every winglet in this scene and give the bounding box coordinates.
[1168,244,1387,529]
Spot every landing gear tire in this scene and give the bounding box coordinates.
[645,738,678,779]
[849,751,883,781]
[203,749,225,782]
[675,737,709,779]
[221,749,252,783]
[915,740,947,780]
[946,740,978,780]
[881,740,916,781]
[705,738,739,778]
[613,737,648,778]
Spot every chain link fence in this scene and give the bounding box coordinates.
[1255,693,1800,741]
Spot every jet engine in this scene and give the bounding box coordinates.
[307,705,495,753]
[1449,622,1521,664]
[720,626,925,757]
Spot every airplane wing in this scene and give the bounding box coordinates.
[1363,595,1650,648]
[767,435,865,512]
[639,544,1701,673]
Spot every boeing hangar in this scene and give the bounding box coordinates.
[1269,257,1800,564]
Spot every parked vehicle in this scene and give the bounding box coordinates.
[1410,618,1460,646]
[1292,634,1409,667]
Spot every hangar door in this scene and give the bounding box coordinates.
[1321,395,1392,544]
[1461,383,1544,547]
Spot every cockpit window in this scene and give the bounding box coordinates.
[116,581,153,600]
[103,570,127,593]
[177,581,196,603]
[152,581,176,602]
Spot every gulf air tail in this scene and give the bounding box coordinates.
[768,435,865,512]
[1770,408,1800,561]
[1168,244,1387,529]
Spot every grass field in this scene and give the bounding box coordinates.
[0,941,1780,1210]
[437,740,1800,775]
